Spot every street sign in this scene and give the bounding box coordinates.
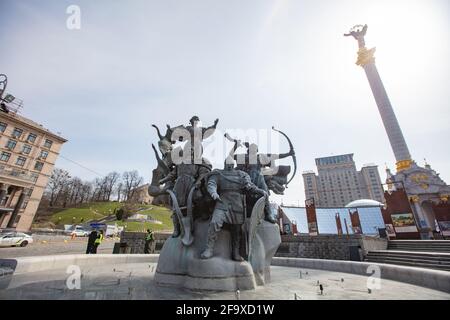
[90,223,106,229]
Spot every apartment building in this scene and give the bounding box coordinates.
[302,154,384,207]
[0,108,67,231]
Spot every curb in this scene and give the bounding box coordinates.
[0,254,159,275]
[272,257,450,293]
[2,255,449,294]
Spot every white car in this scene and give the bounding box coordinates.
[70,226,90,237]
[0,232,34,247]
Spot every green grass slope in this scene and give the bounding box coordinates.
[47,202,173,232]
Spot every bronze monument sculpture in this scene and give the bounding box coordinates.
[151,116,296,290]
[201,159,267,261]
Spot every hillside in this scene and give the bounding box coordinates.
[109,206,174,232]
[34,202,173,232]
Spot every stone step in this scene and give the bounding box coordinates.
[387,247,450,253]
[388,243,450,248]
[388,244,450,248]
[366,255,450,265]
[365,260,450,271]
[389,240,450,244]
[364,257,450,271]
[388,244,450,250]
[388,240,450,253]
[368,250,450,259]
[389,243,450,245]
[365,249,450,271]
[366,253,450,264]
[369,250,450,257]
[365,260,450,272]
[389,242,450,245]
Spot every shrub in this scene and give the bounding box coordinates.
[116,208,124,221]
[116,203,138,221]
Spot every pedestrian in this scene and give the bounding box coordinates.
[86,229,98,254]
[144,229,154,254]
[92,230,104,254]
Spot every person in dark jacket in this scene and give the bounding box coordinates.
[86,229,98,254]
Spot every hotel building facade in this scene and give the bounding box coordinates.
[302,154,384,207]
[0,109,67,231]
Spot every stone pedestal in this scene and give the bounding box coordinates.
[155,219,281,291]
[249,221,281,285]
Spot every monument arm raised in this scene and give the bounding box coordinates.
[224,133,243,161]
[202,118,220,139]
[344,24,368,48]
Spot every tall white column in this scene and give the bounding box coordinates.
[345,25,413,172]
[362,63,412,165]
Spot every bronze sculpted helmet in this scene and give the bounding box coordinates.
[190,116,200,124]
[224,157,235,170]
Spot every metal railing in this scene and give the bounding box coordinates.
[0,165,35,182]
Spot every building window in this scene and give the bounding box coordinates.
[43,139,53,149]
[0,122,6,132]
[22,201,28,209]
[12,128,23,139]
[34,161,44,171]
[27,133,37,143]
[0,152,11,162]
[26,188,34,196]
[5,139,17,150]
[30,173,39,183]
[16,156,26,167]
[22,144,32,155]
[39,150,49,160]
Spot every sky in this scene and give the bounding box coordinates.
[1,0,449,206]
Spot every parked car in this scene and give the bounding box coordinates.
[0,232,34,247]
[70,226,90,237]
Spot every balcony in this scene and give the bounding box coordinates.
[0,204,14,212]
[0,165,35,184]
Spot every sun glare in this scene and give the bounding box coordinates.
[363,0,445,82]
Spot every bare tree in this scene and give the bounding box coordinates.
[47,168,71,207]
[104,172,120,201]
[68,177,83,205]
[92,177,108,202]
[79,182,92,204]
[122,170,143,202]
[116,182,124,202]
[43,168,144,209]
